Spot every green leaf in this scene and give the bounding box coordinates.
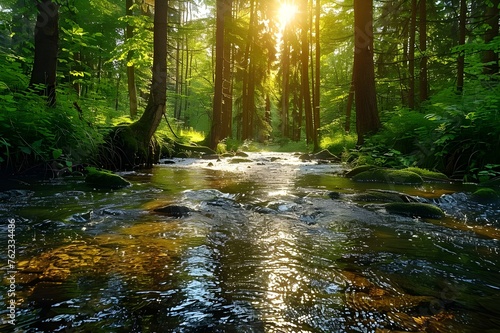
[52,149,63,160]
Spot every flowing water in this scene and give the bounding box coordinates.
[1,152,499,332]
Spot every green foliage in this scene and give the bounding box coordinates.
[319,121,357,156]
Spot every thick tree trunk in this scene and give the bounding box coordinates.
[128,0,168,161]
[313,0,321,152]
[210,0,226,149]
[221,0,233,139]
[419,0,428,101]
[126,0,138,119]
[281,30,291,138]
[408,0,417,109]
[457,0,467,92]
[300,0,314,145]
[30,0,59,106]
[353,0,380,145]
[482,0,499,74]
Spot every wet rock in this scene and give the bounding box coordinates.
[328,191,342,200]
[228,158,253,164]
[353,169,424,185]
[352,190,416,203]
[85,167,131,189]
[235,151,249,157]
[313,149,340,161]
[162,160,176,164]
[385,202,445,219]
[345,165,378,178]
[403,167,450,183]
[202,154,220,160]
[154,205,192,217]
[471,188,499,204]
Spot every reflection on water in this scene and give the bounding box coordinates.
[0,152,499,332]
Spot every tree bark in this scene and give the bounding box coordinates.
[30,0,59,106]
[126,0,138,119]
[408,0,417,109]
[482,0,499,74]
[419,0,428,101]
[300,0,314,145]
[313,0,321,152]
[457,0,467,92]
[210,0,227,149]
[129,0,168,158]
[353,0,380,145]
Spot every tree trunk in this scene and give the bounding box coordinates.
[127,0,168,163]
[345,70,355,132]
[300,0,314,145]
[241,0,256,141]
[408,0,417,109]
[126,0,138,119]
[209,0,226,149]
[313,0,321,152]
[419,0,428,101]
[482,0,499,74]
[353,0,380,145]
[281,29,291,138]
[30,0,59,106]
[457,0,467,92]
[221,0,233,139]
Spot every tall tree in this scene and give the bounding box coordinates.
[300,0,314,145]
[457,0,467,92]
[126,0,138,119]
[408,0,417,108]
[210,0,227,149]
[313,0,321,151]
[126,0,168,165]
[30,0,59,106]
[353,0,380,145]
[419,0,428,101]
[482,0,499,74]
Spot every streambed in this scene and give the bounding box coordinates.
[1,152,499,332]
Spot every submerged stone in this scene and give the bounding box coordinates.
[353,169,424,185]
[352,190,406,203]
[85,167,131,189]
[385,202,445,219]
[471,188,499,203]
[154,205,192,217]
[313,149,339,161]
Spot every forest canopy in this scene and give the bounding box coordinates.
[0,0,499,181]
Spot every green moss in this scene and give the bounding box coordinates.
[385,203,445,219]
[85,167,131,189]
[403,167,449,182]
[352,169,424,185]
[352,190,405,203]
[345,165,377,178]
[471,188,499,203]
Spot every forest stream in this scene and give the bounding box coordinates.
[1,152,499,333]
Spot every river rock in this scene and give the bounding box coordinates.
[385,202,445,219]
[471,188,499,203]
[403,167,450,182]
[345,165,377,178]
[353,169,424,185]
[154,205,192,217]
[313,149,340,161]
[85,167,131,189]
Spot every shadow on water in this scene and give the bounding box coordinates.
[1,152,499,332]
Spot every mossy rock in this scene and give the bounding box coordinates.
[403,167,449,182]
[154,205,192,218]
[313,149,339,161]
[85,167,131,189]
[481,177,500,188]
[345,165,377,178]
[471,188,499,203]
[352,190,405,203]
[385,202,445,219]
[353,169,424,185]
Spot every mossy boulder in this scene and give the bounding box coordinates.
[385,202,445,219]
[345,165,377,178]
[471,188,499,203]
[85,167,131,189]
[403,167,449,182]
[352,190,406,203]
[481,177,500,188]
[313,149,339,161]
[154,205,192,217]
[353,169,424,185]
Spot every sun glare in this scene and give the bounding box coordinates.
[279,2,298,27]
